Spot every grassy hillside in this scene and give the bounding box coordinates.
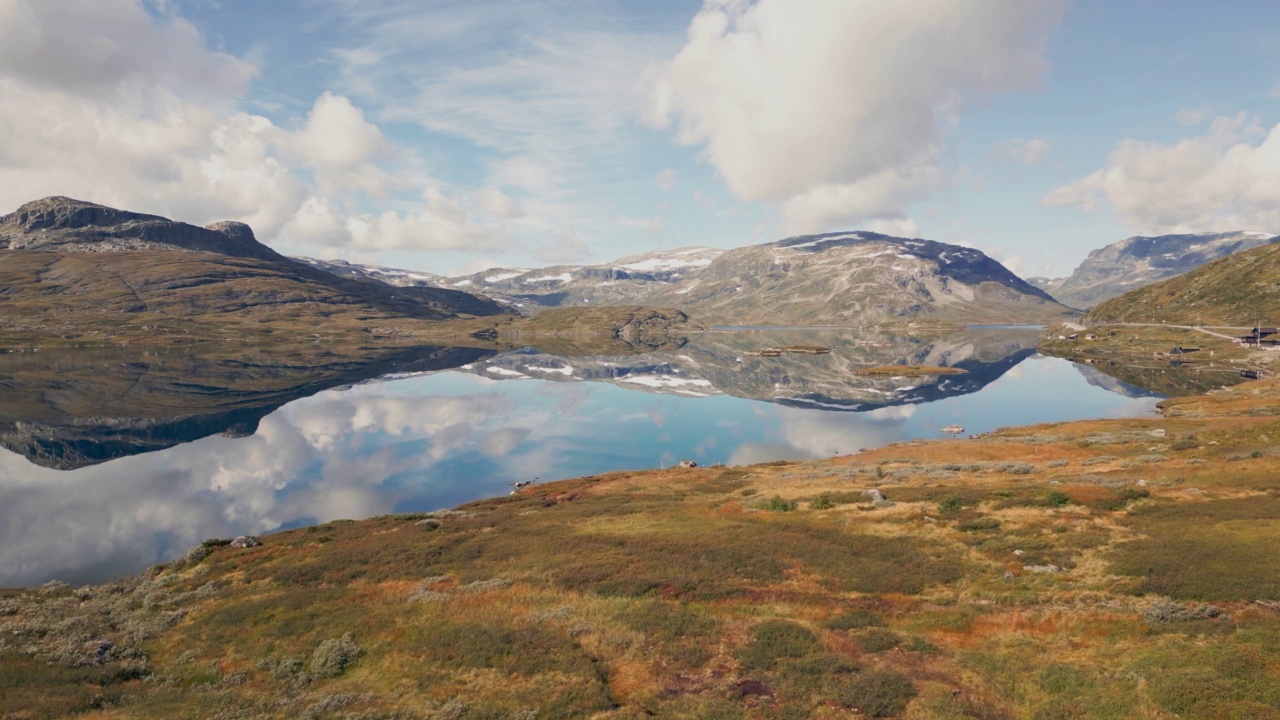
[7,378,1280,718]
[0,250,512,348]
[1086,241,1280,326]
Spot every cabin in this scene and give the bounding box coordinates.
[1084,333,1098,341]
[1237,327,1279,345]
[1169,346,1201,355]
[1067,333,1078,341]
[1241,370,1261,379]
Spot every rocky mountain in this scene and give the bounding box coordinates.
[442,247,725,311]
[0,197,511,345]
[1084,239,1280,326]
[1030,231,1278,309]
[0,196,284,260]
[420,234,1067,325]
[638,232,1069,325]
[292,256,447,288]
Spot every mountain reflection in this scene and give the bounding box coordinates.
[0,344,498,470]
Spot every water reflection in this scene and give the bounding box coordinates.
[0,330,1170,587]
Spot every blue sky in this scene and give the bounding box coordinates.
[1,0,1277,277]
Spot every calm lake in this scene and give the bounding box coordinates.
[0,328,1167,587]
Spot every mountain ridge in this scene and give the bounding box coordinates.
[1030,231,1278,309]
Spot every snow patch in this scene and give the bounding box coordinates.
[486,366,528,378]
[485,272,524,283]
[528,272,572,283]
[525,365,574,376]
[452,279,472,287]
[620,375,713,390]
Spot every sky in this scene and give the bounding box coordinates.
[0,0,1277,278]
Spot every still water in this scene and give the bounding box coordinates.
[0,329,1166,587]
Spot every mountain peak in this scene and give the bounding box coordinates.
[0,196,282,260]
[5,196,167,234]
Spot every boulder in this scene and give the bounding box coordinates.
[229,535,261,549]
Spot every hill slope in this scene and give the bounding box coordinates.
[0,197,511,345]
[1085,240,1280,326]
[1031,231,1278,309]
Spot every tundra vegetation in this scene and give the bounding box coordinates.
[5,379,1280,718]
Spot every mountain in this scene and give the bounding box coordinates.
[292,256,447,288]
[638,232,1069,325]
[442,247,725,310]
[0,197,511,346]
[1030,231,1278,309]
[1084,239,1280,326]
[426,233,1068,325]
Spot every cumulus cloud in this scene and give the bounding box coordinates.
[0,0,254,98]
[647,0,1065,233]
[0,0,525,260]
[284,92,388,169]
[1044,112,1280,233]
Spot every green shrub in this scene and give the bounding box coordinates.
[1044,491,1071,507]
[833,669,918,717]
[957,518,1001,532]
[737,620,820,671]
[1171,435,1199,451]
[758,496,798,512]
[811,494,834,510]
[855,628,903,653]
[938,495,966,514]
[307,633,361,680]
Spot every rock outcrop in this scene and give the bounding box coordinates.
[0,197,285,260]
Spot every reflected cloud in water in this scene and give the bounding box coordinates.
[1,347,1167,587]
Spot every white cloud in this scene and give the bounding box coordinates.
[284,92,387,169]
[1044,112,1280,233]
[0,0,528,262]
[647,0,1064,233]
[0,0,254,98]
[781,160,944,234]
[656,168,677,192]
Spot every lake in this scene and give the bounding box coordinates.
[0,328,1168,587]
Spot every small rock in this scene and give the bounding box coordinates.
[1012,549,1024,556]
[862,489,895,508]
[1148,429,1166,437]
[1022,564,1061,574]
[1003,572,1015,581]
[923,516,937,523]
[1137,479,1147,487]
[229,535,261,548]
